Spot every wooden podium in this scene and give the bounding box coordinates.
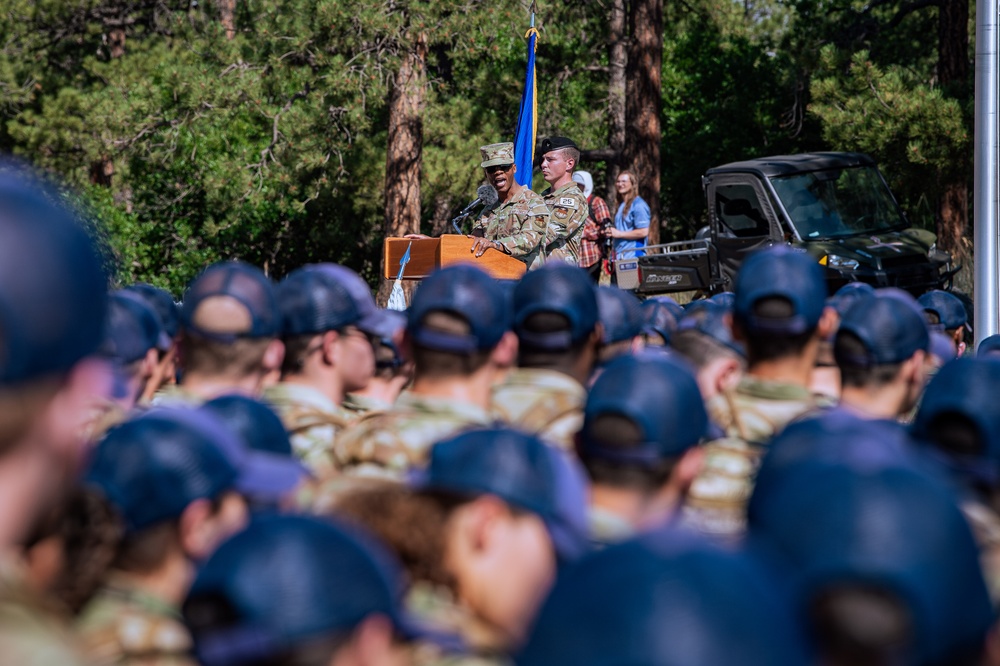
[383,235,527,281]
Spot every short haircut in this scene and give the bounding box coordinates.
[558,146,580,166]
[834,332,905,389]
[740,297,815,364]
[282,333,321,377]
[179,333,272,379]
[518,312,592,368]
[411,312,491,379]
[578,414,678,493]
[670,329,744,371]
[808,583,914,666]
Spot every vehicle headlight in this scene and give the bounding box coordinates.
[820,254,859,271]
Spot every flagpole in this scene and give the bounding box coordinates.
[974,0,1000,347]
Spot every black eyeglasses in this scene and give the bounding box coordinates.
[486,164,514,174]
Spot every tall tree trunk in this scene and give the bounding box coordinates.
[377,36,427,305]
[217,0,237,40]
[624,0,663,246]
[607,0,627,197]
[936,0,969,263]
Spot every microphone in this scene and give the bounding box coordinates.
[452,185,499,234]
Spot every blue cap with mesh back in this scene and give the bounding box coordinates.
[835,281,875,298]
[86,409,240,532]
[579,353,707,463]
[126,283,181,341]
[640,299,676,344]
[201,395,309,503]
[978,333,1000,358]
[185,514,451,666]
[677,300,746,358]
[748,457,993,666]
[834,292,929,367]
[930,331,958,362]
[734,246,827,335]
[595,286,644,344]
[414,427,589,561]
[918,289,968,330]
[517,530,809,666]
[0,164,109,384]
[513,263,597,350]
[911,358,1000,484]
[647,295,685,320]
[407,264,511,354]
[180,261,281,341]
[103,291,170,364]
[309,264,400,339]
[709,291,735,308]
[278,266,362,337]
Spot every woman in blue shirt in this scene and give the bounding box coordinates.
[604,170,650,258]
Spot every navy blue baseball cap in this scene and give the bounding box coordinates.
[415,428,589,561]
[834,281,875,298]
[834,292,929,366]
[0,164,109,385]
[978,333,1000,358]
[185,514,448,666]
[640,299,676,344]
[278,266,362,337]
[201,395,309,503]
[513,263,597,350]
[407,264,511,354]
[676,300,746,357]
[749,458,993,666]
[311,264,401,340]
[86,409,240,532]
[734,246,827,335]
[125,283,181,342]
[595,286,644,344]
[918,289,968,330]
[518,531,808,666]
[181,261,281,341]
[930,331,958,362]
[911,358,1000,482]
[102,291,169,365]
[579,354,707,464]
[647,295,685,320]
[709,291,735,308]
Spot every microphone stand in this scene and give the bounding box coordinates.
[452,212,470,235]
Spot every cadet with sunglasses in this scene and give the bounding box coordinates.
[470,142,550,270]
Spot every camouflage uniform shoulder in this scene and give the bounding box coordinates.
[76,582,194,666]
[708,377,820,444]
[588,505,637,549]
[681,436,766,540]
[264,383,356,477]
[149,385,205,408]
[491,369,585,451]
[407,583,511,666]
[334,394,493,480]
[0,554,88,666]
[962,498,1000,605]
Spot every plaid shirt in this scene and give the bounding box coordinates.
[578,194,612,268]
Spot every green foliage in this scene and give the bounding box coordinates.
[810,47,970,229]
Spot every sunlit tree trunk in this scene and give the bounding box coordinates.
[607,0,627,197]
[935,0,969,263]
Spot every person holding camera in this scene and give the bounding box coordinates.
[574,170,613,282]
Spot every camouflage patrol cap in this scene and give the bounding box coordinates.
[0,163,109,384]
[480,142,516,168]
[579,353,707,465]
[185,515,449,666]
[518,531,808,666]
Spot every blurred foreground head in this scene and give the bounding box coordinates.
[0,162,111,545]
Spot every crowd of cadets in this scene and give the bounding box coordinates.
[5,160,1000,666]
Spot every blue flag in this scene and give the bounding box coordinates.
[513,24,539,188]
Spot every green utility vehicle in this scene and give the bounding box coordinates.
[616,153,957,296]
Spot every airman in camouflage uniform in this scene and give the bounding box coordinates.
[408,582,510,666]
[490,263,600,451]
[539,137,589,265]
[266,264,395,476]
[681,246,833,540]
[471,142,549,270]
[318,264,513,506]
[76,578,195,666]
